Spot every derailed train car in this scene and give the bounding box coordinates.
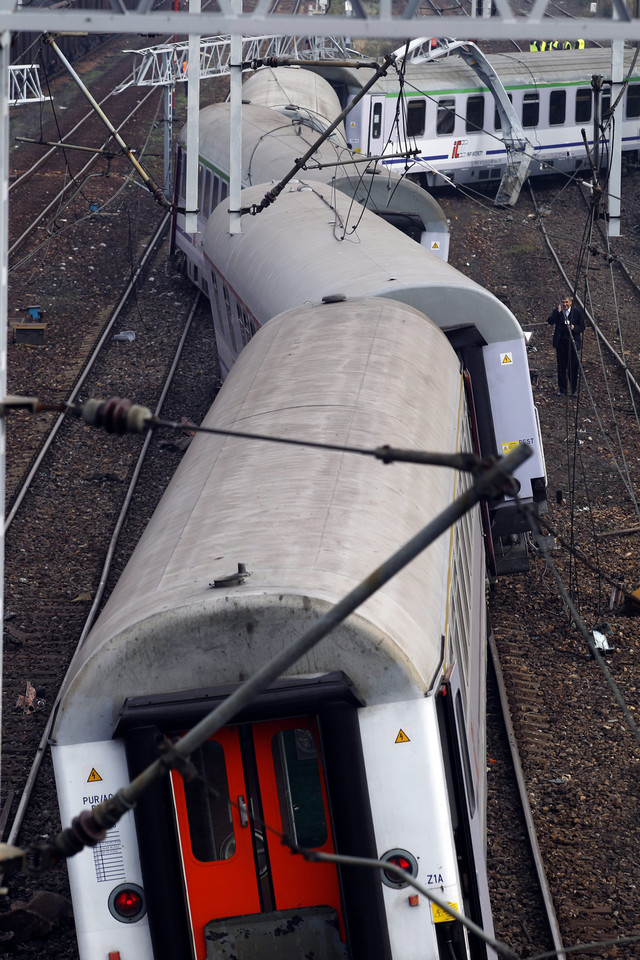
[54,294,502,960]
[51,60,546,960]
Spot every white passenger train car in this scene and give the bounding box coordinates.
[325,49,640,188]
[170,69,451,289]
[53,295,498,960]
[201,179,545,573]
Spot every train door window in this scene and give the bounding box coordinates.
[522,91,539,127]
[576,87,592,123]
[371,100,383,139]
[436,97,456,135]
[407,98,426,137]
[465,94,484,133]
[220,180,229,202]
[549,89,566,125]
[494,93,512,131]
[602,90,611,119]
[183,741,234,862]
[626,84,640,118]
[271,728,328,850]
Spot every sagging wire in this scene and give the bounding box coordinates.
[0,394,486,472]
[523,504,640,751]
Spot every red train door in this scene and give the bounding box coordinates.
[171,716,346,960]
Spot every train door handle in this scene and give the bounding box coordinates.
[238,795,249,827]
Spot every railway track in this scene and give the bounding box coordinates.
[434,173,640,957]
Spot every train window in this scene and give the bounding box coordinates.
[549,90,566,126]
[183,741,235,862]
[407,99,426,138]
[371,101,383,139]
[465,94,485,133]
[575,88,592,123]
[271,728,327,849]
[204,168,213,214]
[522,92,539,128]
[602,90,611,119]
[436,98,455,136]
[626,84,640,119]
[455,692,476,817]
[198,163,204,211]
[494,93,512,131]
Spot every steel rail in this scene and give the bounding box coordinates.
[4,210,170,535]
[5,283,201,849]
[8,84,159,259]
[488,630,567,960]
[529,181,640,399]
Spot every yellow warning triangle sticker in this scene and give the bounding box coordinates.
[501,354,513,364]
[395,729,410,743]
[87,768,102,783]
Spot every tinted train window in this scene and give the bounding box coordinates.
[407,99,426,137]
[626,84,640,118]
[522,92,539,127]
[576,88,592,123]
[371,101,382,139]
[272,728,327,849]
[437,98,455,135]
[184,741,235,862]
[466,95,485,132]
[602,90,611,119]
[549,90,566,125]
[494,93,513,131]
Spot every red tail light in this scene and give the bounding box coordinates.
[108,883,146,923]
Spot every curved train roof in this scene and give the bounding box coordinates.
[318,49,640,96]
[241,65,347,142]
[205,180,521,343]
[179,102,351,186]
[53,298,466,744]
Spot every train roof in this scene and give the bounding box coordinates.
[317,49,640,96]
[241,65,347,141]
[53,299,465,744]
[179,102,351,186]
[205,180,521,343]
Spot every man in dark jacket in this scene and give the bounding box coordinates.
[547,295,585,395]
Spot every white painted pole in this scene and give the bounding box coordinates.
[229,8,242,235]
[0,28,9,799]
[184,0,201,235]
[608,40,623,237]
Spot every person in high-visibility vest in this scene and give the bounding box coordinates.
[576,38,585,48]
[538,40,547,50]
[562,40,572,49]
[530,40,539,51]
[550,40,560,50]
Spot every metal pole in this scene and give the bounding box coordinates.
[608,37,623,236]
[229,5,242,235]
[184,0,201,233]
[0,27,8,803]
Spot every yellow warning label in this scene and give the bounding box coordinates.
[395,729,410,743]
[87,768,102,783]
[432,901,459,923]
[431,241,440,250]
[500,352,513,365]
[501,440,519,455]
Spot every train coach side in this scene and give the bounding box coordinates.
[320,49,640,188]
[52,297,493,960]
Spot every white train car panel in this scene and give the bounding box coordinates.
[328,50,640,187]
